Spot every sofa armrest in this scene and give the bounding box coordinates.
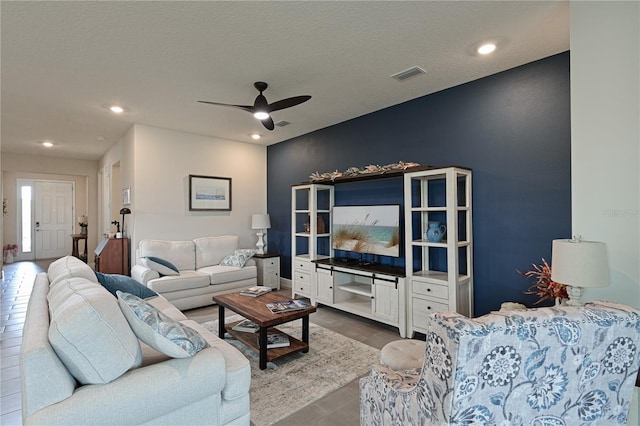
[26,347,227,425]
[131,264,159,285]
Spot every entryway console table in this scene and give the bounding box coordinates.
[291,165,473,338]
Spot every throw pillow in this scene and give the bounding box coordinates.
[117,291,209,358]
[95,272,158,299]
[220,249,257,268]
[141,256,180,276]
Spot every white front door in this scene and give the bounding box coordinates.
[35,181,74,259]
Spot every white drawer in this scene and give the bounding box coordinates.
[412,280,448,300]
[294,271,311,285]
[264,258,279,268]
[413,297,450,327]
[295,280,309,294]
[294,259,313,272]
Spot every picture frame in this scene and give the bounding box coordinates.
[189,175,232,211]
[122,187,131,206]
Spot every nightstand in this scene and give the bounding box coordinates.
[253,253,280,289]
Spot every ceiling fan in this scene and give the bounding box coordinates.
[198,82,311,130]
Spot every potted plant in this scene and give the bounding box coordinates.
[519,258,568,305]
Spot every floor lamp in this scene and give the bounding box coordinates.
[120,208,131,275]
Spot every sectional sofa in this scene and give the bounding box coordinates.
[20,256,251,425]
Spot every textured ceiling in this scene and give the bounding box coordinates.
[1,1,569,160]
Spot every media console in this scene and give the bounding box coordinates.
[313,258,407,337]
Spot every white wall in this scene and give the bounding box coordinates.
[130,125,267,251]
[570,2,639,308]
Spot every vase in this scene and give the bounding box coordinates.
[426,221,447,243]
[5,252,14,264]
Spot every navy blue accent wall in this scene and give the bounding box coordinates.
[267,52,571,315]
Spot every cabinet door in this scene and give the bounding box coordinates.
[373,279,399,323]
[316,268,333,304]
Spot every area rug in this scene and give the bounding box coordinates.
[202,316,380,426]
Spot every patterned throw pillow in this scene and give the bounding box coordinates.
[141,256,180,276]
[220,249,257,268]
[117,291,209,358]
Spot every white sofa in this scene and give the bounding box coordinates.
[132,235,258,310]
[21,256,251,425]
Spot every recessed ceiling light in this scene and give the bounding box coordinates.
[109,105,124,113]
[477,43,496,55]
[251,134,261,140]
[42,141,53,148]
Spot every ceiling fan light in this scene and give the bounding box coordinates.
[253,111,270,120]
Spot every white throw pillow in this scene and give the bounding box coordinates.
[47,277,142,384]
[117,291,209,358]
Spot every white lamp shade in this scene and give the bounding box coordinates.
[251,214,271,230]
[551,239,610,288]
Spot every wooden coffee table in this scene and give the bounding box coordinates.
[213,292,317,370]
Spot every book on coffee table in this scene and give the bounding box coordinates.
[240,286,272,297]
[266,298,311,314]
[261,332,290,348]
[231,319,259,333]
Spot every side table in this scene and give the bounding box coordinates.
[253,253,280,289]
[71,234,88,263]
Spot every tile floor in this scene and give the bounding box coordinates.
[0,260,404,425]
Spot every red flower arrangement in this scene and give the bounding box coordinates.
[519,258,568,305]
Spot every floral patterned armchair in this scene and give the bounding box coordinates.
[360,301,639,425]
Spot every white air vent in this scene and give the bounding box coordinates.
[276,120,290,127]
[390,66,426,82]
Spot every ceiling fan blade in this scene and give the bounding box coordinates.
[261,116,275,131]
[268,95,312,113]
[197,100,254,114]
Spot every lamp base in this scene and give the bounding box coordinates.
[255,231,266,255]
[566,285,585,307]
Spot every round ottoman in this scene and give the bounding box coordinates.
[380,339,426,371]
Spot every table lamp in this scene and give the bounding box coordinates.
[251,214,271,255]
[550,236,610,306]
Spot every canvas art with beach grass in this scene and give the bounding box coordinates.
[331,205,400,257]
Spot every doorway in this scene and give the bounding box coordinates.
[17,179,75,260]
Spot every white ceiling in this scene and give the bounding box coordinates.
[1,1,569,161]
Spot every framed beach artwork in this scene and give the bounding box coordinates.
[189,175,232,211]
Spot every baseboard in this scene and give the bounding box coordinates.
[280,277,292,289]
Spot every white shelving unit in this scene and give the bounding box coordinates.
[291,184,334,299]
[404,166,473,336]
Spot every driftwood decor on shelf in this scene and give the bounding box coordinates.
[308,161,423,183]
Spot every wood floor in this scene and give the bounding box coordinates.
[0,260,403,425]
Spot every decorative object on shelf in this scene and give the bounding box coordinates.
[317,214,326,234]
[309,161,421,182]
[3,244,18,263]
[519,258,568,305]
[550,236,610,306]
[425,221,446,242]
[2,198,7,216]
[78,215,88,235]
[189,175,232,211]
[251,214,271,255]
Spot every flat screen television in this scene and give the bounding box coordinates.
[331,205,401,258]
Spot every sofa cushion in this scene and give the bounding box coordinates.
[183,320,251,401]
[48,255,99,288]
[194,235,239,269]
[141,256,180,276]
[198,264,257,285]
[146,270,211,293]
[47,277,142,384]
[95,272,158,299]
[117,292,209,358]
[220,249,257,268]
[139,239,196,271]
